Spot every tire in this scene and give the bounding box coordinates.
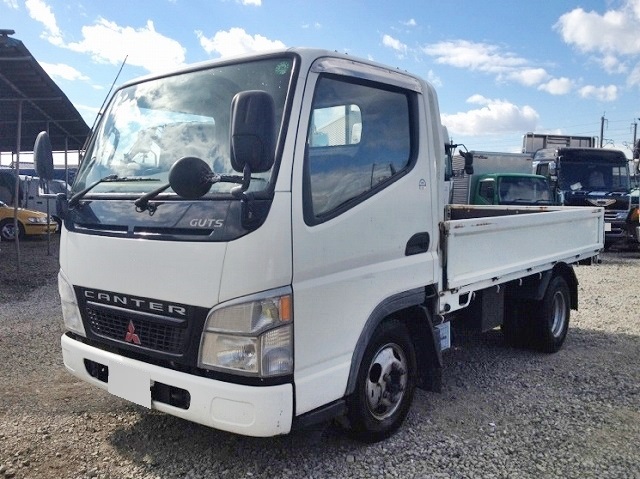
[530,275,570,353]
[0,219,24,242]
[345,320,417,443]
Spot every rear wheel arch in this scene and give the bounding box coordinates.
[552,263,578,310]
[503,264,576,352]
[505,263,577,310]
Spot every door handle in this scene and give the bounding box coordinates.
[405,232,430,256]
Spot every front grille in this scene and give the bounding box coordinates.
[86,304,187,355]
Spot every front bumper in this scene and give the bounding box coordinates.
[604,220,627,241]
[25,222,58,236]
[61,334,293,437]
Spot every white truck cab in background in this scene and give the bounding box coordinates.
[33,48,604,442]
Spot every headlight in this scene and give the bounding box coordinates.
[199,288,293,377]
[27,217,47,224]
[58,271,85,336]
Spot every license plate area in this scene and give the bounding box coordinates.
[108,360,152,408]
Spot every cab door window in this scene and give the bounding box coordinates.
[478,179,496,204]
[304,76,414,224]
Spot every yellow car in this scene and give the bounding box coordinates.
[0,200,58,241]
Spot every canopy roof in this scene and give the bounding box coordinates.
[0,29,89,153]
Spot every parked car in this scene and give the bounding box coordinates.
[0,201,58,241]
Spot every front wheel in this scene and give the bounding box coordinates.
[0,219,24,241]
[531,275,570,353]
[345,320,417,443]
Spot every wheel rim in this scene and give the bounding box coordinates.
[1,223,15,240]
[550,290,567,337]
[365,343,408,420]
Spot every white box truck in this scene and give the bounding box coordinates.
[34,49,604,442]
[522,132,596,154]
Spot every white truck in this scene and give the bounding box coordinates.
[34,48,604,442]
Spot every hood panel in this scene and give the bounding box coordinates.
[63,232,226,308]
[66,199,246,241]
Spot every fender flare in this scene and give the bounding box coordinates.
[345,286,443,396]
[506,263,578,310]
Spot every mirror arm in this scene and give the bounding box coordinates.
[56,193,68,220]
[231,164,252,199]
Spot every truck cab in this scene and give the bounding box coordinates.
[534,147,638,248]
[471,173,553,206]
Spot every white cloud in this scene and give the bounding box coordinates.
[25,0,63,45]
[196,28,285,57]
[426,69,442,88]
[422,40,526,74]
[39,62,89,81]
[554,2,640,87]
[20,1,186,75]
[627,64,640,87]
[538,77,574,95]
[506,68,550,87]
[578,84,618,101]
[382,34,408,56]
[402,19,417,27]
[239,0,261,5]
[3,0,19,9]
[442,95,538,136]
[67,19,186,73]
[555,5,640,56]
[600,54,628,74]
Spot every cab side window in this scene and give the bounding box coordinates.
[304,76,413,224]
[478,179,496,204]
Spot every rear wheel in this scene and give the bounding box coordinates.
[0,219,24,241]
[345,320,417,443]
[531,276,570,353]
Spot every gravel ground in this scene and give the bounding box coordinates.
[0,236,639,479]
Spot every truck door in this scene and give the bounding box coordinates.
[289,61,439,416]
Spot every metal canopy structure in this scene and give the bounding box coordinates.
[0,29,89,154]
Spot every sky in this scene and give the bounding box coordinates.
[3,0,640,160]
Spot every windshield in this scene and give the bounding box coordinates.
[74,56,295,197]
[558,161,630,192]
[498,176,552,204]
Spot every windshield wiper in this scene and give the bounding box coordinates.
[134,172,249,212]
[68,175,160,207]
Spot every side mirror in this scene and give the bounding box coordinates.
[34,131,54,181]
[168,156,213,199]
[230,90,275,173]
[460,151,474,175]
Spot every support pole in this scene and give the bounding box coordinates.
[13,100,23,277]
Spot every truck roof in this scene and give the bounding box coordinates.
[535,147,627,162]
[117,47,429,94]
